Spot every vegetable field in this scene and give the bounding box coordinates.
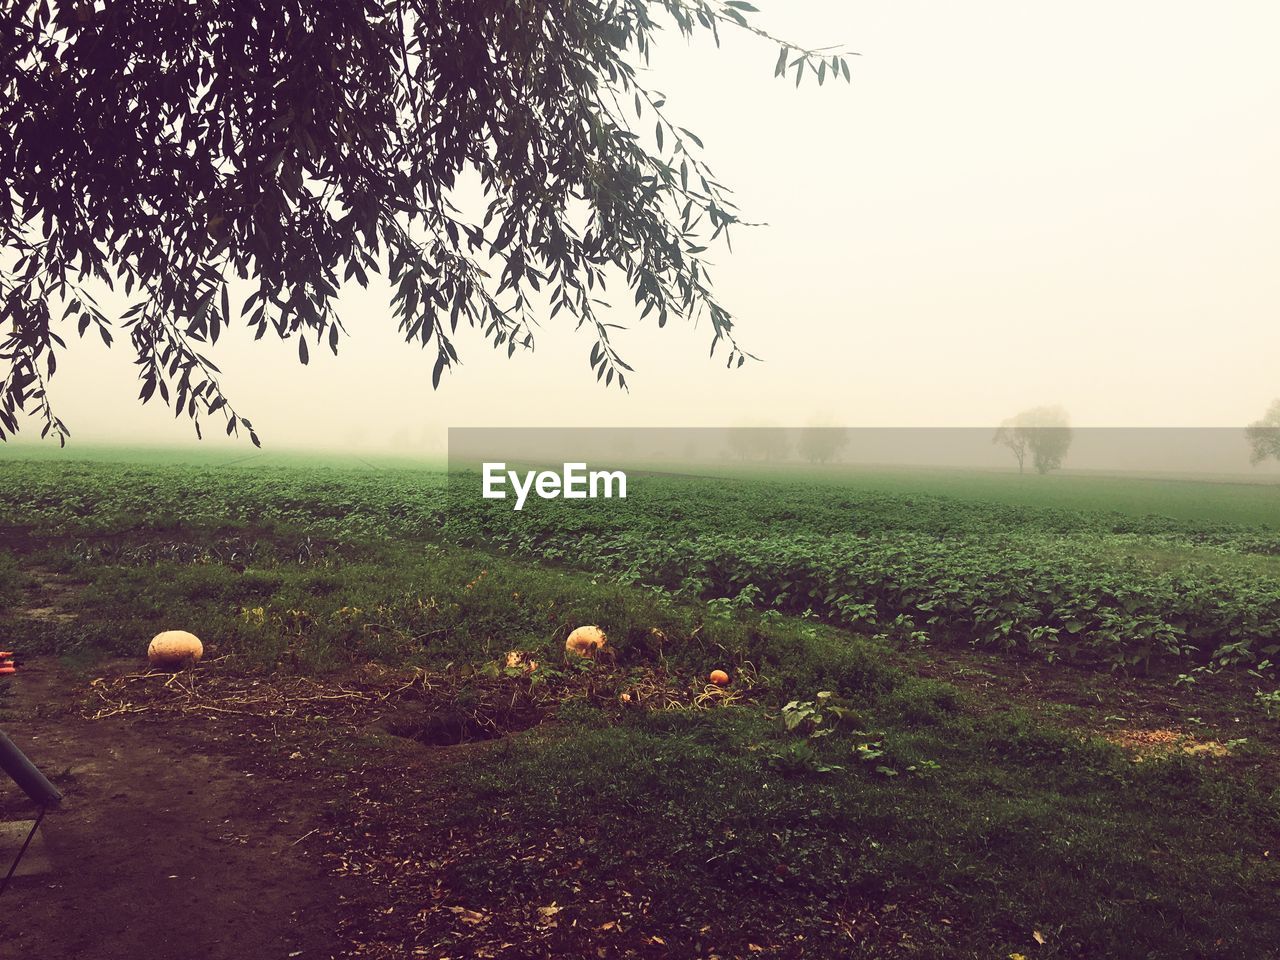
[451,468,1280,674]
[3,452,1280,959]
[5,455,1280,677]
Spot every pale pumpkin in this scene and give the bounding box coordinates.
[565,625,607,658]
[148,630,204,668]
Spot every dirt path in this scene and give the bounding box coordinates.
[0,661,345,960]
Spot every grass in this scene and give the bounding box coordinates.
[440,710,1276,957]
[0,551,26,607]
[2,452,1280,956]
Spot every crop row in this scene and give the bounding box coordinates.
[445,486,1280,672]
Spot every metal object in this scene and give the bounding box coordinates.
[0,808,48,896]
[0,651,62,897]
[0,730,62,808]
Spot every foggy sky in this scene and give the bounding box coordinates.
[9,1,1280,455]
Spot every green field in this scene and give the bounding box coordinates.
[450,462,1280,673]
[2,452,1279,958]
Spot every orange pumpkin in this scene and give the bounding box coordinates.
[709,669,730,686]
[148,630,203,668]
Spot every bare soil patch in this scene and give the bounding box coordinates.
[905,644,1279,773]
[0,654,776,959]
[1,660,345,960]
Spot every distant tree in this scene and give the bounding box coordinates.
[992,420,1028,473]
[1246,399,1280,465]
[994,407,1072,475]
[724,426,790,462]
[726,427,754,462]
[797,426,848,464]
[757,427,791,462]
[1027,414,1072,474]
[0,2,853,445]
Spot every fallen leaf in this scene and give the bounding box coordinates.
[446,906,487,925]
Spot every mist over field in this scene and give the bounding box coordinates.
[447,427,1280,478]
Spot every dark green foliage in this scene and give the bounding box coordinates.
[449,472,1280,673]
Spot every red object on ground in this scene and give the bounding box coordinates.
[0,651,15,674]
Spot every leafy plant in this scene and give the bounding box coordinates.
[1253,689,1280,719]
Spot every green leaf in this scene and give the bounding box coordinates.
[678,127,704,148]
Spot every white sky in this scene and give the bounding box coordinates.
[15,0,1280,452]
